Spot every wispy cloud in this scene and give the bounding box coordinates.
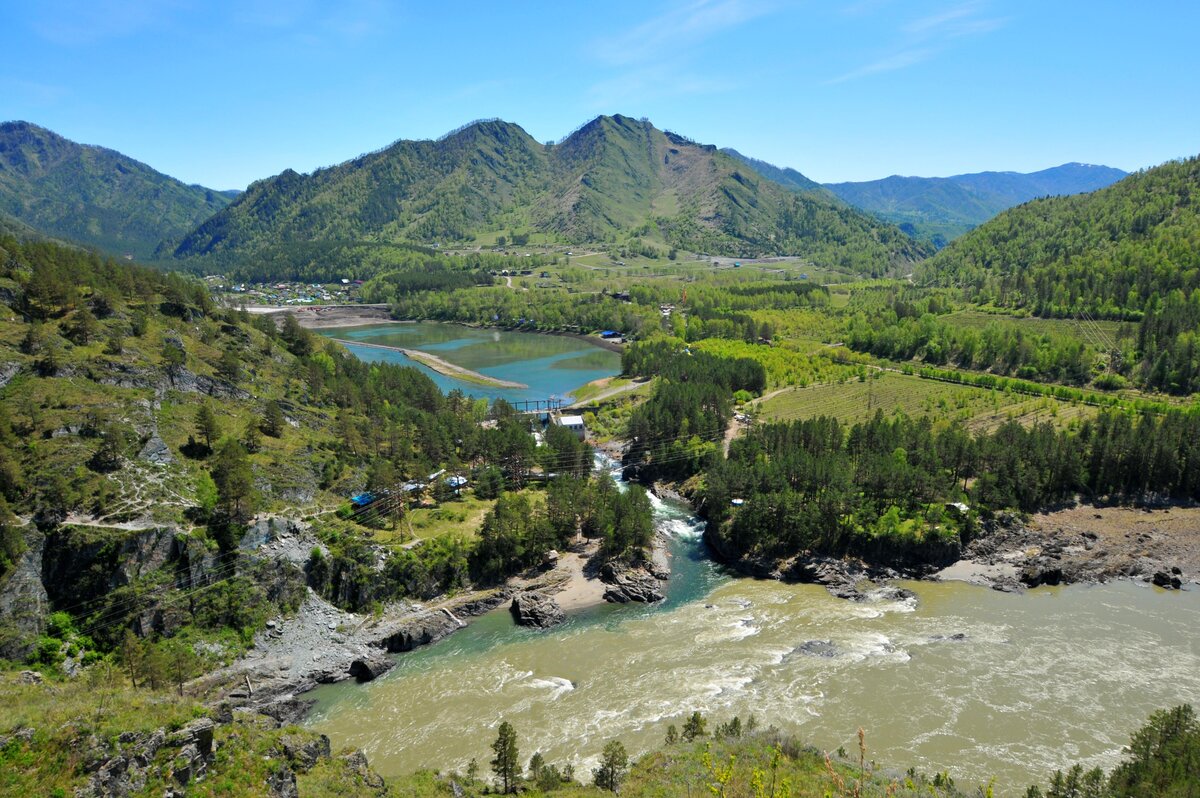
[592,0,773,67]
[829,1,1007,84]
[585,0,774,108]
[827,48,934,84]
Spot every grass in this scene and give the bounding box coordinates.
[570,376,634,403]
[755,370,1099,430]
[0,670,378,797]
[942,309,1130,343]
[385,729,976,797]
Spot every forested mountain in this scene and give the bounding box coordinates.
[919,156,1200,392]
[826,162,1127,244]
[173,115,930,275]
[0,121,234,258]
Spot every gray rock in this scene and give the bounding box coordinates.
[266,764,299,798]
[793,640,838,658]
[338,750,388,794]
[511,591,566,628]
[348,651,394,682]
[0,528,49,660]
[600,561,665,603]
[137,433,174,465]
[280,733,331,772]
[169,717,215,759]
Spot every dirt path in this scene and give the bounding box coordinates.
[566,377,646,408]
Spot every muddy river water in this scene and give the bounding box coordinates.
[307,482,1200,793]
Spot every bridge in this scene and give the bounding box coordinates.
[512,398,567,414]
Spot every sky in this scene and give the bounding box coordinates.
[2,0,1198,190]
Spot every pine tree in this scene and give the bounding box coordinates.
[195,403,220,450]
[682,710,707,741]
[241,418,262,454]
[490,720,520,794]
[592,740,628,792]
[262,399,285,438]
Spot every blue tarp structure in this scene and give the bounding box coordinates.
[350,492,376,507]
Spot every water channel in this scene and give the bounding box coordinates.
[307,328,1200,794]
[320,322,621,404]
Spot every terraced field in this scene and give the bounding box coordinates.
[753,370,1100,430]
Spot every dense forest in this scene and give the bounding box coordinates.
[918,157,1200,392]
[702,408,1200,565]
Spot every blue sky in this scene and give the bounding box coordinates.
[3,0,1197,190]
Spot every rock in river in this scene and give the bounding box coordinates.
[511,592,566,628]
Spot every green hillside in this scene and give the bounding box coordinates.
[721,148,831,196]
[0,121,233,258]
[173,115,931,277]
[825,162,1127,244]
[919,156,1200,392]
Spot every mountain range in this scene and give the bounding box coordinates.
[823,162,1127,244]
[0,116,1132,273]
[173,114,928,273]
[0,121,234,258]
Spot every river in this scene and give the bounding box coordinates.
[320,322,621,404]
[307,332,1200,794]
[305,469,1200,794]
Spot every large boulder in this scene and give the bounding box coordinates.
[510,592,566,628]
[600,562,665,604]
[348,651,394,682]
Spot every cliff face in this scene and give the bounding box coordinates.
[0,527,48,660]
[0,519,307,660]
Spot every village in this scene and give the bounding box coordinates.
[203,275,365,305]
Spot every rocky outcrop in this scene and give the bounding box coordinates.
[510,591,565,628]
[0,527,49,660]
[137,433,174,465]
[600,561,665,603]
[73,712,363,798]
[348,650,394,681]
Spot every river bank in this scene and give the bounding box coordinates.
[205,510,668,722]
[696,495,1199,599]
[256,303,628,353]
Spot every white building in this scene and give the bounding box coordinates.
[554,414,587,440]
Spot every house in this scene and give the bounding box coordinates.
[554,414,587,440]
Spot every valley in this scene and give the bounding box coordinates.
[0,109,1198,798]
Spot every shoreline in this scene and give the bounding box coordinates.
[698,497,1200,597]
[330,338,528,389]
[253,303,627,353]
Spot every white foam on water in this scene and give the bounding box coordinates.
[526,676,576,699]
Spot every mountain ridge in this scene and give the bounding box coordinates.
[0,120,234,258]
[172,114,931,275]
[823,161,1127,244]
